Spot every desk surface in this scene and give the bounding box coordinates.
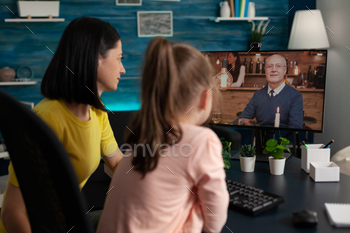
[223,155,350,233]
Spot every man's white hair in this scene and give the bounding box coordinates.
[265,54,287,67]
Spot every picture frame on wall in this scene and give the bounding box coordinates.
[116,0,142,6]
[137,11,173,37]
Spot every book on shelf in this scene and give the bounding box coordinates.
[233,0,250,18]
[235,0,239,17]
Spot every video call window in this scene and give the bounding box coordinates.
[204,50,327,133]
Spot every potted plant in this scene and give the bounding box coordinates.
[17,0,60,18]
[239,144,256,172]
[220,138,231,172]
[250,19,270,51]
[263,137,290,175]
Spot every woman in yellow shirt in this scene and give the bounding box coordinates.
[0,17,125,233]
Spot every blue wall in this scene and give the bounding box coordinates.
[0,0,289,110]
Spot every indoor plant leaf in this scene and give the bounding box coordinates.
[265,145,277,152]
[266,139,277,147]
[272,149,284,159]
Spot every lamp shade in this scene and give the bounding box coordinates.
[288,10,330,49]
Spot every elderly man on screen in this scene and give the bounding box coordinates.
[236,54,303,129]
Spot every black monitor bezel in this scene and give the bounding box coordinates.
[202,49,328,133]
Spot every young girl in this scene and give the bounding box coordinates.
[0,17,125,233]
[97,37,229,233]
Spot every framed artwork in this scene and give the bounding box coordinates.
[116,0,142,6]
[137,11,173,37]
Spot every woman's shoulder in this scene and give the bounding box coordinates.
[90,106,108,121]
[33,98,61,115]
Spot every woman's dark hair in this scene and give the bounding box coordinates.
[41,17,121,111]
[227,51,242,82]
[125,37,216,178]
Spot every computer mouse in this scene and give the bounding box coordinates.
[293,209,318,227]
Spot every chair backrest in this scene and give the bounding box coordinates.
[208,125,241,150]
[108,110,137,146]
[0,91,93,233]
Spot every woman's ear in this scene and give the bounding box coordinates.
[98,54,103,67]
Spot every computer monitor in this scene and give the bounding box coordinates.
[203,50,327,161]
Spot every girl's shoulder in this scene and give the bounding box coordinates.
[180,124,221,147]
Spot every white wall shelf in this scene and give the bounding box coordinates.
[4,18,65,22]
[210,17,269,23]
[0,81,37,86]
[0,152,9,159]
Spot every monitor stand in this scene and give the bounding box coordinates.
[231,128,292,162]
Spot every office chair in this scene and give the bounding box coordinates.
[208,125,241,150]
[108,110,138,146]
[0,91,94,233]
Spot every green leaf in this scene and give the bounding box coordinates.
[280,137,289,144]
[272,149,284,159]
[277,145,285,150]
[265,145,277,152]
[263,148,270,154]
[266,139,277,146]
[224,160,231,169]
[222,151,231,160]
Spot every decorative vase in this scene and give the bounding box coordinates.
[0,67,16,82]
[247,2,256,18]
[268,156,286,175]
[250,41,262,51]
[220,1,231,18]
[240,155,256,172]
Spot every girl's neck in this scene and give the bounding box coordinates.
[177,108,207,126]
[64,101,91,121]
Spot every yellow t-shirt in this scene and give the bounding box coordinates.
[0,98,118,232]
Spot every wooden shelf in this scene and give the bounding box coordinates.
[0,81,37,86]
[210,17,269,23]
[245,73,265,76]
[245,73,299,76]
[4,18,65,22]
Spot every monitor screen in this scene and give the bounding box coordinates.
[203,50,327,133]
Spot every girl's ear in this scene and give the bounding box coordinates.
[199,89,211,110]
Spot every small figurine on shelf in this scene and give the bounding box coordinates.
[0,67,16,82]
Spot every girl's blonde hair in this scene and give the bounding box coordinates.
[125,37,217,177]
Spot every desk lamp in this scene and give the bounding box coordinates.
[288,9,330,49]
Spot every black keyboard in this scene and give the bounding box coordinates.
[226,179,285,215]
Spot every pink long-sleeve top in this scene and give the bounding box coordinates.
[97,123,229,233]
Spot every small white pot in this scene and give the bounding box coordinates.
[240,155,256,172]
[268,156,286,175]
[17,1,60,18]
